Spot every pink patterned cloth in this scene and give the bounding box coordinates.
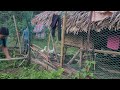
[107,35,120,50]
[33,23,44,33]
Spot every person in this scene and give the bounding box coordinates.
[50,13,61,41]
[0,27,11,59]
[22,27,29,54]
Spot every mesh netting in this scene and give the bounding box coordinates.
[64,29,120,79]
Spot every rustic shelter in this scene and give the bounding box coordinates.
[31,11,120,49]
[31,11,120,79]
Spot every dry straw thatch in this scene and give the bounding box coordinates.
[31,11,120,35]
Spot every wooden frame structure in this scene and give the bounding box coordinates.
[60,11,120,68]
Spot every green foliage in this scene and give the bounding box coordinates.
[0,11,66,79]
[0,62,64,79]
[0,73,14,79]
[73,60,96,79]
[17,66,64,79]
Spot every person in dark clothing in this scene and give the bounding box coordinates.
[50,14,61,41]
[0,27,11,59]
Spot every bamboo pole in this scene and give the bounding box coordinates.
[79,36,84,67]
[0,57,27,61]
[60,11,67,67]
[79,52,83,67]
[13,15,21,54]
[30,46,48,61]
[63,46,68,61]
[75,48,120,55]
[48,27,58,62]
[32,44,42,50]
[31,58,56,70]
[67,50,80,64]
[18,59,26,67]
[47,32,51,52]
[86,11,93,61]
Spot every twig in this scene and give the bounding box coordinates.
[18,59,26,67]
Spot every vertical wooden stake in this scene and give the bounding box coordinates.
[60,11,67,67]
[79,36,84,67]
[13,15,21,54]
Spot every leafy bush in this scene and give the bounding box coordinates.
[72,60,96,79]
[0,63,64,79]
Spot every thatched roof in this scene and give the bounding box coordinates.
[31,11,120,35]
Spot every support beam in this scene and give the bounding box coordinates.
[77,48,120,55]
[60,11,67,67]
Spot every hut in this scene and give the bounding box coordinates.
[31,11,120,54]
[31,11,120,78]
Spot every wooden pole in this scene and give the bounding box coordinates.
[31,58,56,71]
[47,31,51,61]
[67,50,80,64]
[74,48,120,55]
[86,11,93,51]
[63,46,68,61]
[60,11,67,67]
[0,57,27,61]
[13,15,21,54]
[48,27,58,62]
[79,36,84,67]
[32,44,42,49]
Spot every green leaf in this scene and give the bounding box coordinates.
[89,73,94,77]
[82,72,87,78]
[81,68,86,72]
[91,61,95,64]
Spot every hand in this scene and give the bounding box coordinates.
[6,56,11,60]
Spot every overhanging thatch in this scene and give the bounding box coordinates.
[31,11,120,35]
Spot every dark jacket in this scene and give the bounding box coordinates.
[50,14,61,41]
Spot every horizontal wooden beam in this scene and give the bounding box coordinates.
[31,58,56,71]
[64,44,120,55]
[0,57,27,61]
[78,48,120,55]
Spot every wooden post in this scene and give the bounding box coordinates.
[13,15,21,54]
[79,36,84,67]
[60,11,67,67]
[86,11,93,61]
[86,11,93,50]
[63,46,68,62]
